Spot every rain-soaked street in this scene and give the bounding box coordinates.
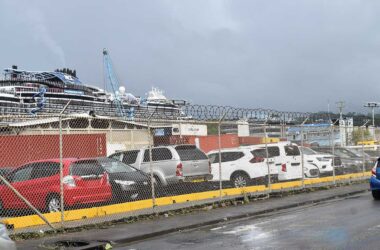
[120,191,380,249]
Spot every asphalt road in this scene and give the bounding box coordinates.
[119,191,380,250]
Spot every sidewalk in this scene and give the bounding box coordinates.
[16,182,369,249]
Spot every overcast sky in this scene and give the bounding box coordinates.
[1,0,380,113]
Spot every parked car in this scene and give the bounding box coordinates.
[299,146,333,176]
[304,164,320,178]
[312,147,363,173]
[0,158,112,213]
[94,157,152,201]
[348,148,376,171]
[370,159,380,199]
[364,150,380,159]
[109,145,213,186]
[247,142,304,181]
[207,147,278,188]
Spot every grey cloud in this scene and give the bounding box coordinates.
[0,0,379,114]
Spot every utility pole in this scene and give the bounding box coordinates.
[364,102,379,142]
[336,101,345,146]
[336,101,345,121]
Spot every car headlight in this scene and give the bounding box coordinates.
[115,180,136,186]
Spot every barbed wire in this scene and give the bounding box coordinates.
[0,102,372,125]
[181,104,344,123]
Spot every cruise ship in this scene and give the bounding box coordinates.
[0,66,186,119]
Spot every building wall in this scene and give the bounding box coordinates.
[239,136,281,145]
[0,134,106,167]
[188,134,240,153]
[107,130,150,155]
[18,128,151,156]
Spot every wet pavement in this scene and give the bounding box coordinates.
[15,183,369,249]
[120,192,380,250]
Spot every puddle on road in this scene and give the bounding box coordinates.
[367,224,380,231]
[210,226,227,231]
[221,224,275,243]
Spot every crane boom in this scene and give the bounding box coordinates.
[103,48,126,117]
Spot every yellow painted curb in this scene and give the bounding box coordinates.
[2,171,370,230]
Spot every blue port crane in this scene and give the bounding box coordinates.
[102,48,126,117]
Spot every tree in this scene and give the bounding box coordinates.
[352,128,371,145]
[207,123,218,135]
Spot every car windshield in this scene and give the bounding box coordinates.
[300,147,317,155]
[334,148,359,158]
[365,151,380,157]
[97,158,136,173]
[350,149,369,157]
[175,145,208,161]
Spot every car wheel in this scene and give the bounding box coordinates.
[372,190,380,200]
[231,173,250,188]
[271,175,278,183]
[153,176,167,197]
[305,169,321,178]
[154,176,162,186]
[311,168,320,178]
[46,195,61,213]
[262,175,277,186]
[112,187,125,203]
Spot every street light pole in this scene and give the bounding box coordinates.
[364,102,379,142]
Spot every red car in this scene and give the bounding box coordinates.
[0,158,112,213]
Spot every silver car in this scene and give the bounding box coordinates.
[109,145,212,186]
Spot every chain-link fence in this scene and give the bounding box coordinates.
[0,112,373,235]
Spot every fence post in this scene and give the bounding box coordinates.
[361,126,365,173]
[179,119,182,139]
[330,121,336,185]
[361,120,370,174]
[218,113,226,201]
[300,118,308,188]
[263,123,271,192]
[59,100,71,228]
[59,115,64,227]
[147,114,156,209]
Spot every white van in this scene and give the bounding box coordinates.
[244,142,304,181]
